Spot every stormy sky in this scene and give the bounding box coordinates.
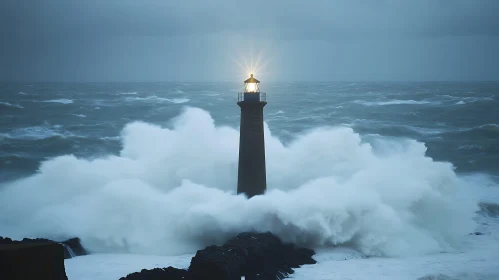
[1,0,499,82]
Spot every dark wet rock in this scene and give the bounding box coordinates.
[119,267,188,280]
[188,232,316,280]
[62,237,88,257]
[418,274,454,280]
[0,242,68,280]
[0,236,88,259]
[122,232,316,280]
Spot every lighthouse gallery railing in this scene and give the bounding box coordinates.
[238,92,266,102]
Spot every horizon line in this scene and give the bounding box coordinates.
[2,80,499,84]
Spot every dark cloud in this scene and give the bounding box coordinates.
[1,0,499,82]
[3,0,499,38]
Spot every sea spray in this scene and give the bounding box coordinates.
[60,243,76,258]
[0,107,479,257]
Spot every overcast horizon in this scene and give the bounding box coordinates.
[1,0,499,82]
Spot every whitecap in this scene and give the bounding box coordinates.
[478,124,499,131]
[462,97,494,103]
[167,98,190,104]
[455,101,466,105]
[0,102,24,109]
[460,124,499,133]
[117,92,138,95]
[126,96,190,104]
[125,96,169,102]
[72,114,87,118]
[458,145,483,150]
[2,125,65,140]
[353,100,433,106]
[18,92,28,95]
[441,95,459,100]
[100,136,121,141]
[41,99,74,104]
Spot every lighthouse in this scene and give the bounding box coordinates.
[237,74,267,198]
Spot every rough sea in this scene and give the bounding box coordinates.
[1,82,499,279]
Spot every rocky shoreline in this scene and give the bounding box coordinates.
[0,236,87,259]
[121,232,317,280]
[1,232,316,280]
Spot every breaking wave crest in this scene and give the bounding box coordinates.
[0,125,76,140]
[0,102,24,109]
[354,100,433,106]
[167,98,190,104]
[0,107,479,257]
[41,99,74,104]
[125,96,189,104]
[443,124,499,139]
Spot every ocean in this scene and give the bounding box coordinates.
[1,82,499,279]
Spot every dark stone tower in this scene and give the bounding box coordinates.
[237,74,267,198]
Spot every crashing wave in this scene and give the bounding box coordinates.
[0,107,479,258]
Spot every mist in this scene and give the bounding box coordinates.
[1,0,499,82]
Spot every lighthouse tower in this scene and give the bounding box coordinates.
[237,74,267,198]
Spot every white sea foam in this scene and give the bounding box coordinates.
[458,145,483,150]
[167,98,190,104]
[1,125,67,140]
[292,218,499,279]
[459,124,499,134]
[117,92,138,95]
[125,96,189,104]
[100,136,121,141]
[125,96,164,102]
[456,101,466,105]
[463,97,493,102]
[0,102,24,109]
[64,212,499,280]
[354,100,433,106]
[202,93,220,97]
[18,92,28,95]
[73,114,87,118]
[41,99,74,104]
[478,124,499,129]
[444,95,494,103]
[0,107,480,258]
[403,125,446,135]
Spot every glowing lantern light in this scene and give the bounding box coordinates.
[244,74,260,93]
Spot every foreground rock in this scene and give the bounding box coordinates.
[0,242,68,280]
[0,236,87,259]
[120,232,316,280]
[121,267,188,280]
